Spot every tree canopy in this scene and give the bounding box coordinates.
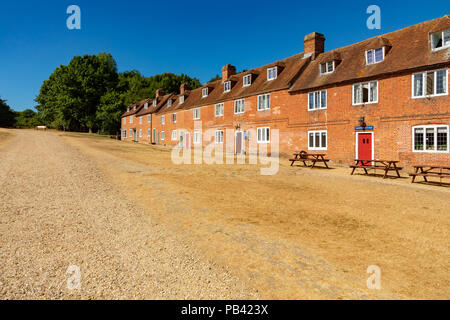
[0,98,16,127]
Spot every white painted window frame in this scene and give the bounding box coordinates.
[215,103,224,117]
[234,99,245,114]
[161,115,165,125]
[215,130,224,144]
[411,68,448,99]
[172,113,177,123]
[171,130,177,141]
[319,61,335,75]
[257,127,271,144]
[412,125,449,153]
[202,87,208,98]
[257,94,271,111]
[308,130,328,151]
[161,131,165,141]
[267,67,277,81]
[193,108,200,120]
[243,74,252,87]
[193,130,201,144]
[224,81,231,93]
[431,28,450,51]
[365,47,385,65]
[308,90,327,111]
[129,116,133,124]
[352,80,379,106]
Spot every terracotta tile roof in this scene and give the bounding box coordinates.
[121,99,148,118]
[289,15,450,92]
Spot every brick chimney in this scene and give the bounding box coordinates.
[222,64,236,81]
[304,32,325,59]
[155,88,164,98]
[180,83,190,96]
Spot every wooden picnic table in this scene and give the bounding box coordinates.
[290,151,330,169]
[349,159,403,179]
[410,165,450,186]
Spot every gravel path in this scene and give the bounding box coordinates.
[0,130,256,299]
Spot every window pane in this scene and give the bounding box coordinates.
[426,128,435,150]
[309,93,314,109]
[315,133,320,148]
[432,32,443,49]
[320,63,326,74]
[444,29,450,46]
[362,83,369,103]
[321,90,326,108]
[436,70,447,94]
[266,128,270,142]
[437,127,448,151]
[315,92,320,109]
[426,71,435,95]
[309,133,314,148]
[354,84,361,104]
[321,132,327,148]
[370,82,378,102]
[327,61,333,72]
[414,128,424,151]
[375,48,384,62]
[414,74,423,97]
[367,50,374,64]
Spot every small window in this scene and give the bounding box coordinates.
[193,130,201,144]
[257,94,271,111]
[215,130,224,144]
[234,99,245,114]
[257,127,270,143]
[129,129,133,137]
[320,61,334,75]
[193,108,200,120]
[413,125,448,152]
[431,29,450,50]
[215,103,224,117]
[308,130,327,150]
[123,118,126,125]
[139,129,142,137]
[353,81,378,105]
[133,106,136,111]
[147,128,150,137]
[224,81,231,92]
[413,69,448,98]
[168,100,172,107]
[144,102,148,109]
[179,96,185,104]
[147,115,151,123]
[308,90,327,110]
[161,115,165,125]
[172,113,177,123]
[366,48,385,65]
[153,100,157,107]
[267,67,277,81]
[202,87,208,98]
[243,74,252,87]
[171,130,177,141]
[121,130,127,139]
[161,131,165,141]
[129,116,133,124]
[139,116,143,124]
[127,107,130,112]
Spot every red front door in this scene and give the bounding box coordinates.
[358,133,372,164]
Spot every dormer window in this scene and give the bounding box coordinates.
[144,103,148,109]
[366,47,385,65]
[267,67,277,81]
[320,61,335,75]
[202,87,208,98]
[179,96,184,104]
[133,106,136,111]
[224,81,231,92]
[243,74,252,87]
[168,99,172,107]
[127,107,130,112]
[153,100,157,107]
[431,29,450,50]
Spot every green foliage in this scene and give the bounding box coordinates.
[35,53,202,135]
[0,98,16,127]
[15,109,41,128]
[208,74,221,83]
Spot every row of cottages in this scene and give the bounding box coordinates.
[121,16,450,167]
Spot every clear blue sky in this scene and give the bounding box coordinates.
[0,0,448,111]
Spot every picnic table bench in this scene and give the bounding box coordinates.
[290,151,330,169]
[349,159,403,179]
[410,165,450,186]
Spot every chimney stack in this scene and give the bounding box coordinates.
[304,32,325,59]
[180,83,190,96]
[222,64,236,81]
[156,88,165,98]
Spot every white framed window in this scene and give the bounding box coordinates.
[243,74,252,87]
[193,108,200,120]
[129,116,133,124]
[308,130,327,150]
[147,115,151,123]
[366,47,385,65]
[139,129,142,137]
[179,96,184,104]
[123,118,126,125]
[257,94,271,111]
[257,127,270,144]
[121,130,126,139]
[147,128,150,137]
[353,81,378,105]
[144,102,148,109]
[412,69,448,98]
[193,130,201,144]
[129,129,133,137]
[215,130,224,144]
[267,67,277,81]
[202,87,208,98]
[168,99,172,107]
[133,106,136,111]
[412,125,448,153]
[171,130,177,141]
[161,131,165,141]
[224,81,231,92]
[139,116,143,124]
[431,29,450,51]
[215,103,224,117]
[234,99,245,114]
[172,113,177,123]
[153,100,157,107]
[308,90,327,110]
[127,107,130,112]
[161,115,165,125]
[320,61,334,75]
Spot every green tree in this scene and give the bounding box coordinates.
[96,91,125,135]
[0,98,16,127]
[15,109,41,128]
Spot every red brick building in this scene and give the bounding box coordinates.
[121,16,450,168]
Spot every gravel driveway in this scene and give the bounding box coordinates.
[0,130,256,299]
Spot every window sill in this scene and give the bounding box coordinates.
[352,101,378,106]
[412,150,449,153]
[308,107,327,111]
[412,93,448,99]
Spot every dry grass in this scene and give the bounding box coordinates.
[61,132,450,300]
[0,128,12,147]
